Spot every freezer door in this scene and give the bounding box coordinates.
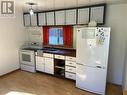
[76,64,107,95]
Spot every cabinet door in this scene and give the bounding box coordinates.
[38,13,46,26]
[44,57,54,75]
[55,11,65,25]
[36,56,45,72]
[78,8,89,24]
[46,12,55,25]
[24,14,31,27]
[90,6,105,24]
[65,9,77,25]
[31,14,37,26]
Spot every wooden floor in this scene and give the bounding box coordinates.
[0,70,122,95]
[123,91,127,95]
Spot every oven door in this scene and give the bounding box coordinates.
[20,50,35,66]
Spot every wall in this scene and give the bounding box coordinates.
[25,27,42,43]
[122,4,127,90]
[123,41,127,90]
[106,3,127,85]
[0,1,27,75]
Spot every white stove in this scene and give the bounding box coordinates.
[20,42,43,73]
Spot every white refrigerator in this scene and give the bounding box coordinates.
[76,27,110,95]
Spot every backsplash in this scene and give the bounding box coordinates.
[25,27,42,43]
[24,26,88,49]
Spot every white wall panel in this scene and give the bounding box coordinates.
[0,1,27,75]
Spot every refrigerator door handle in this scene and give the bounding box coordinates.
[96,66,102,68]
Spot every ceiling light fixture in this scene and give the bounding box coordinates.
[26,2,37,15]
[29,8,34,15]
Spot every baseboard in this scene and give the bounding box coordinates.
[0,69,20,77]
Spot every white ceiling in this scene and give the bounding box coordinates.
[16,0,127,12]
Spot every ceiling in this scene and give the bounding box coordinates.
[16,0,127,12]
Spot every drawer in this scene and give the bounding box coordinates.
[66,56,76,62]
[65,66,76,73]
[55,54,65,60]
[65,72,76,80]
[43,53,54,58]
[65,61,76,67]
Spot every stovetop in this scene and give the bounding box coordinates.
[22,48,42,52]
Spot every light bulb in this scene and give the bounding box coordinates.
[29,8,34,15]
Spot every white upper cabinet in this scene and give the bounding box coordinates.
[24,14,31,27]
[38,13,46,26]
[55,10,65,25]
[31,14,37,26]
[65,9,77,25]
[24,13,37,27]
[78,8,89,24]
[90,6,105,24]
[46,12,55,25]
[23,4,106,26]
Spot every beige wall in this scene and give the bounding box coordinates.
[0,1,27,75]
[106,3,127,85]
[123,42,127,90]
[122,4,127,90]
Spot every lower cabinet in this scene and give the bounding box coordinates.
[44,57,54,75]
[36,56,54,75]
[36,53,76,80]
[65,56,76,80]
[36,56,45,72]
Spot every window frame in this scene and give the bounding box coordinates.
[48,27,64,46]
[43,26,73,48]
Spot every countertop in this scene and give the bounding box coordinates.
[43,49,76,57]
[22,47,76,57]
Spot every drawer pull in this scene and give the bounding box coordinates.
[69,63,72,64]
[69,69,72,71]
[69,75,72,77]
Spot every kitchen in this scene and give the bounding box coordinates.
[0,0,127,95]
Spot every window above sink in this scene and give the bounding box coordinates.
[43,26,73,48]
[49,27,63,46]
